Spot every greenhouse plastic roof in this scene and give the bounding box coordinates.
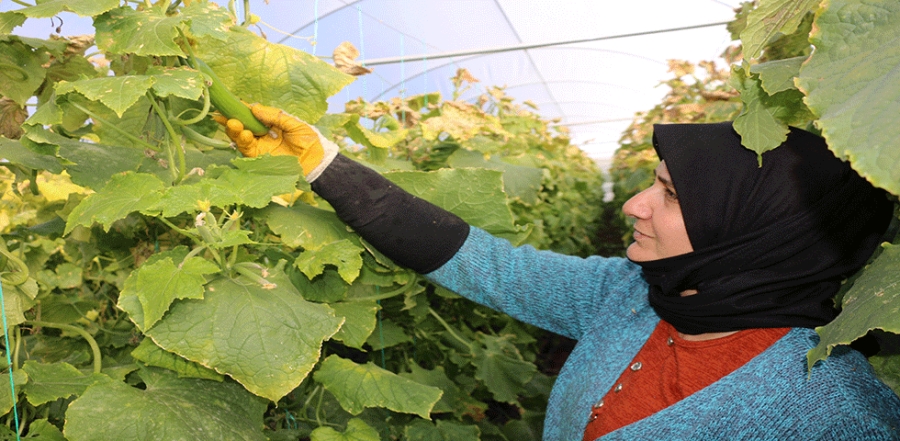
[6,0,744,161]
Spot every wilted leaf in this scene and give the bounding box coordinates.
[63,369,267,441]
[796,0,900,195]
[0,98,26,139]
[65,172,165,234]
[0,39,48,106]
[146,266,344,401]
[741,0,818,59]
[344,114,408,149]
[314,355,442,419]
[333,41,373,76]
[808,243,900,367]
[421,102,508,142]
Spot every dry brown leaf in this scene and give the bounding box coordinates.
[0,98,27,139]
[333,41,373,76]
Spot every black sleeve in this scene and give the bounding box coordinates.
[310,154,470,274]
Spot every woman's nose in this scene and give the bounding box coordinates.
[622,188,652,220]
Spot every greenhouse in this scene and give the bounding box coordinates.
[0,0,898,440]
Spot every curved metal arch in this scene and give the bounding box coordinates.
[530,101,635,112]
[369,46,667,102]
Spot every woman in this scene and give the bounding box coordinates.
[221,106,900,440]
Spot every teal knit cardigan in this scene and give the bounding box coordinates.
[426,227,900,441]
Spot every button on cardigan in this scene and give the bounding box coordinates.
[426,227,900,441]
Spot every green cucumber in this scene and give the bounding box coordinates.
[193,58,269,136]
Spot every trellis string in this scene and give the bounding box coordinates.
[0,280,21,441]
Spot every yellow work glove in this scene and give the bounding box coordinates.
[215,104,339,182]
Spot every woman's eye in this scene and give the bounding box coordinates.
[665,189,679,201]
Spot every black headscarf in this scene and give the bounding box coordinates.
[633,122,894,335]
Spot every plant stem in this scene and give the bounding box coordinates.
[11,327,20,371]
[428,307,474,352]
[147,94,186,183]
[68,101,160,152]
[26,321,102,374]
[314,384,325,427]
[9,0,34,8]
[157,217,199,242]
[170,84,211,126]
[242,0,252,25]
[346,284,409,302]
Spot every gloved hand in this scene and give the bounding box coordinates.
[214,104,339,182]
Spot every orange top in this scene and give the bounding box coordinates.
[582,321,790,440]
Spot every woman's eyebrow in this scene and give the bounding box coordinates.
[654,171,676,192]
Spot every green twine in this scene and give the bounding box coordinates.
[0,280,22,441]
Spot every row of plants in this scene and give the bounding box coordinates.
[0,1,609,439]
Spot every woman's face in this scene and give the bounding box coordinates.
[622,161,694,262]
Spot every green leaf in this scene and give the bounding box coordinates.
[145,66,206,100]
[180,2,233,41]
[94,6,184,56]
[56,76,156,118]
[0,138,62,173]
[740,0,818,59]
[24,419,65,441]
[119,256,220,331]
[55,68,205,117]
[63,368,267,441]
[749,55,807,94]
[808,243,900,367]
[384,168,524,243]
[365,319,412,350]
[0,39,48,106]
[329,301,379,349]
[796,0,900,195]
[203,155,303,208]
[146,265,344,401]
[403,419,481,441]
[20,361,104,406]
[265,204,358,250]
[295,239,365,284]
[399,364,487,417]
[43,128,167,189]
[731,66,812,161]
[474,334,537,403]
[869,354,900,397]
[7,0,119,18]
[310,418,380,441]
[289,268,350,303]
[448,148,544,204]
[2,278,37,327]
[194,27,354,123]
[65,173,165,234]
[0,13,27,34]
[130,339,223,381]
[314,355,442,419]
[0,370,27,417]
